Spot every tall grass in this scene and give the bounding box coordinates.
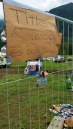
[0,60,73,129]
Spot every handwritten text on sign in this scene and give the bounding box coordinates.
[4,3,62,61]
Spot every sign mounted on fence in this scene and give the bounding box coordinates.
[3,0,62,61]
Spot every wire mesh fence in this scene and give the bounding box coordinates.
[0,15,73,129]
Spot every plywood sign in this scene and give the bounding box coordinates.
[3,1,62,61]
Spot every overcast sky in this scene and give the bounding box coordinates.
[0,0,73,19]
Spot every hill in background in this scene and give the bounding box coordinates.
[48,2,73,37]
[0,19,4,30]
[0,19,4,49]
[48,2,73,55]
[49,2,73,20]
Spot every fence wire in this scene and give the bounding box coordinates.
[0,15,73,129]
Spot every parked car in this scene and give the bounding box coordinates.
[67,57,73,61]
[55,55,66,62]
[59,57,66,62]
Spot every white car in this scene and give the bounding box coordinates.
[54,57,66,62]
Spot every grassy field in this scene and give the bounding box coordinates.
[0,60,73,129]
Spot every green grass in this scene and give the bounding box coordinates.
[0,60,73,129]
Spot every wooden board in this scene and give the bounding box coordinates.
[47,116,64,129]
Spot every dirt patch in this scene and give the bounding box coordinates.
[47,69,72,75]
[0,69,24,78]
[0,69,72,78]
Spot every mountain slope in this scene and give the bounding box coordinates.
[49,2,73,55]
[0,19,4,30]
[0,19,4,50]
[49,2,73,20]
[48,3,73,38]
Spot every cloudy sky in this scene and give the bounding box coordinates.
[0,0,73,18]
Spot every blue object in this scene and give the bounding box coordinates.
[27,65,39,75]
[65,73,72,89]
[36,78,41,88]
[66,73,69,78]
[6,56,11,62]
[42,77,47,84]
[63,104,70,108]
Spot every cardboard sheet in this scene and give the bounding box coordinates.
[3,3,62,61]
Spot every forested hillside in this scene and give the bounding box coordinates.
[49,3,73,20]
[49,3,73,55]
[49,2,73,37]
[0,19,4,49]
